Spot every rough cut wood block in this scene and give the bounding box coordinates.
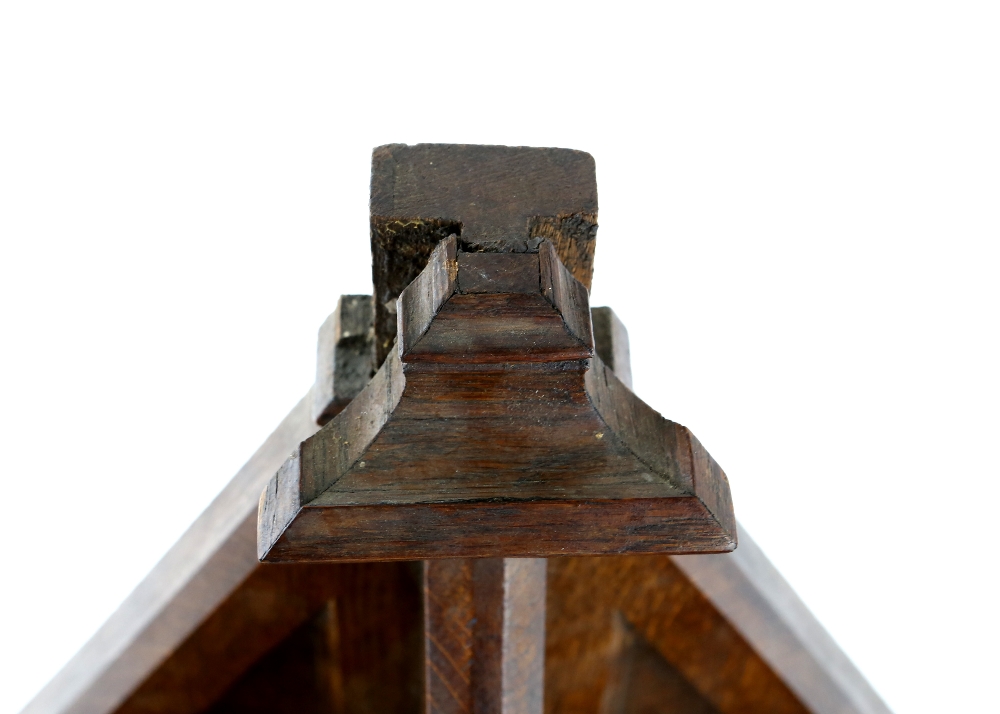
[370,143,599,367]
[312,295,375,426]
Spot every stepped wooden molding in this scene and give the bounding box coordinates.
[258,238,735,563]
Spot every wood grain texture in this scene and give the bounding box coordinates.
[28,142,889,714]
[313,295,375,426]
[546,555,809,714]
[564,313,891,714]
[600,614,719,714]
[370,144,597,366]
[425,559,475,714]
[113,561,421,714]
[202,601,343,714]
[114,563,340,714]
[425,559,545,714]
[496,559,546,714]
[672,528,893,714]
[21,395,321,714]
[259,238,736,562]
[591,307,632,390]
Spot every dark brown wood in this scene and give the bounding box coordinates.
[540,315,890,714]
[26,143,890,714]
[259,237,736,562]
[203,602,342,714]
[425,559,545,714]
[370,144,598,366]
[591,306,632,390]
[673,531,892,714]
[424,559,474,714]
[601,614,719,714]
[114,563,340,714]
[546,555,809,714]
[21,396,321,714]
[313,295,375,426]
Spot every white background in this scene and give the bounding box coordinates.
[1,2,997,712]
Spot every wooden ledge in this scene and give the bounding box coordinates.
[257,238,736,562]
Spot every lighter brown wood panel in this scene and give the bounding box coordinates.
[114,562,422,714]
[546,555,809,714]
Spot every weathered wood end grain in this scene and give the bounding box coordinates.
[313,295,375,426]
[370,143,598,366]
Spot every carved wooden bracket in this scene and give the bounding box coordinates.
[258,144,735,563]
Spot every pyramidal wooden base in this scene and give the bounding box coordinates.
[258,238,735,562]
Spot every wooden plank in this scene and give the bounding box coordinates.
[545,310,891,714]
[425,559,545,714]
[673,529,892,714]
[20,395,320,714]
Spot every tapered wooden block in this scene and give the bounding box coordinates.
[258,236,735,562]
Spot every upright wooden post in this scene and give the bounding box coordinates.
[425,559,546,714]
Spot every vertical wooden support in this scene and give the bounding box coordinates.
[424,558,546,714]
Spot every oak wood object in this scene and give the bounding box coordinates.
[22,144,892,714]
[258,145,736,563]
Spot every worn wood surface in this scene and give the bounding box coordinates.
[547,554,808,714]
[425,559,545,714]
[24,391,890,714]
[600,614,719,714]
[26,143,890,714]
[20,395,321,714]
[673,529,892,714]
[370,144,598,366]
[110,561,421,714]
[259,237,736,562]
[313,295,375,426]
[591,306,632,391]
